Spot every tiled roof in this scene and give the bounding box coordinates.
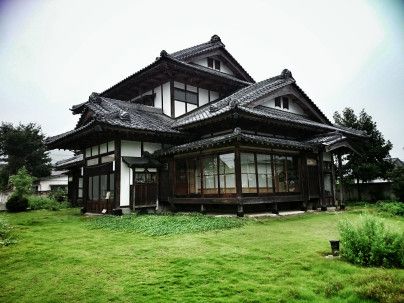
[46,96,182,146]
[173,71,296,127]
[170,35,225,61]
[163,128,315,155]
[55,154,84,169]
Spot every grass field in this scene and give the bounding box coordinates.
[0,208,403,303]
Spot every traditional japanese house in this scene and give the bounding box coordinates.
[47,35,365,215]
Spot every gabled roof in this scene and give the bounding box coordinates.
[170,35,255,83]
[99,52,251,100]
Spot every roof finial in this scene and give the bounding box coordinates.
[281,69,292,79]
[89,92,100,103]
[160,50,168,57]
[210,34,221,43]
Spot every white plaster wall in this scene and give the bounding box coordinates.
[174,101,186,117]
[192,57,208,67]
[174,81,185,89]
[162,82,171,116]
[219,61,234,75]
[120,160,131,206]
[210,91,219,102]
[120,140,141,206]
[121,140,142,157]
[199,88,209,106]
[154,86,162,109]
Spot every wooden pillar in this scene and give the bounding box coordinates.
[318,152,326,211]
[114,139,121,209]
[331,153,337,206]
[301,153,309,211]
[337,153,344,208]
[235,143,243,217]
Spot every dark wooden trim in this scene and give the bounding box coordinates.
[170,80,175,118]
[318,152,325,207]
[171,194,303,205]
[235,143,242,199]
[114,139,121,208]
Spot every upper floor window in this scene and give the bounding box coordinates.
[208,58,220,71]
[275,96,289,110]
[174,88,198,104]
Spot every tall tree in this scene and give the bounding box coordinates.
[0,123,51,189]
[333,108,393,199]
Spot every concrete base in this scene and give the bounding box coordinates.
[278,210,305,216]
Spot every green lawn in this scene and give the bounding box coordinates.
[0,208,403,303]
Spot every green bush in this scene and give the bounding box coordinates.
[0,218,16,246]
[338,215,404,268]
[48,187,67,202]
[28,195,70,211]
[375,201,404,217]
[6,194,28,212]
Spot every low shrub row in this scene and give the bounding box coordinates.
[338,215,404,268]
[28,195,70,211]
[375,201,404,217]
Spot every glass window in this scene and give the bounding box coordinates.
[275,97,281,108]
[101,154,115,163]
[78,177,83,198]
[241,153,257,193]
[208,58,213,68]
[202,156,218,195]
[85,148,91,158]
[187,159,200,194]
[174,88,186,102]
[92,176,99,200]
[286,156,299,192]
[257,154,273,193]
[88,176,93,200]
[219,153,235,194]
[109,173,115,200]
[214,59,220,70]
[282,97,289,109]
[108,141,115,152]
[100,143,107,154]
[175,160,188,196]
[100,175,108,200]
[274,155,286,192]
[186,91,198,104]
[87,158,99,166]
[91,145,99,156]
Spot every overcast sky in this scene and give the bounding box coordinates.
[0,0,403,162]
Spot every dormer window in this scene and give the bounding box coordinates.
[282,97,289,109]
[275,97,281,108]
[208,58,220,71]
[275,96,289,110]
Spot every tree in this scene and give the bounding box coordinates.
[388,166,404,202]
[333,108,393,199]
[0,123,51,190]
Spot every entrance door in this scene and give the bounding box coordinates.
[133,168,158,208]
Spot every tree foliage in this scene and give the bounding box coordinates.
[0,122,51,189]
[388,166,404,202]
[333,108,393,184]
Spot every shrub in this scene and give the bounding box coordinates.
[9,167,35,197]
[375,201,404,217]
[6,194,28,212]
[28,195,70,211]
[48,187,67,202]
[338,215,404,268]
[0,218,16,246]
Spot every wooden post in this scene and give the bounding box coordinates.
[337,153,344,208]
[114,140,121,210]
[319,152,326,211]
[235,143,243,217]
